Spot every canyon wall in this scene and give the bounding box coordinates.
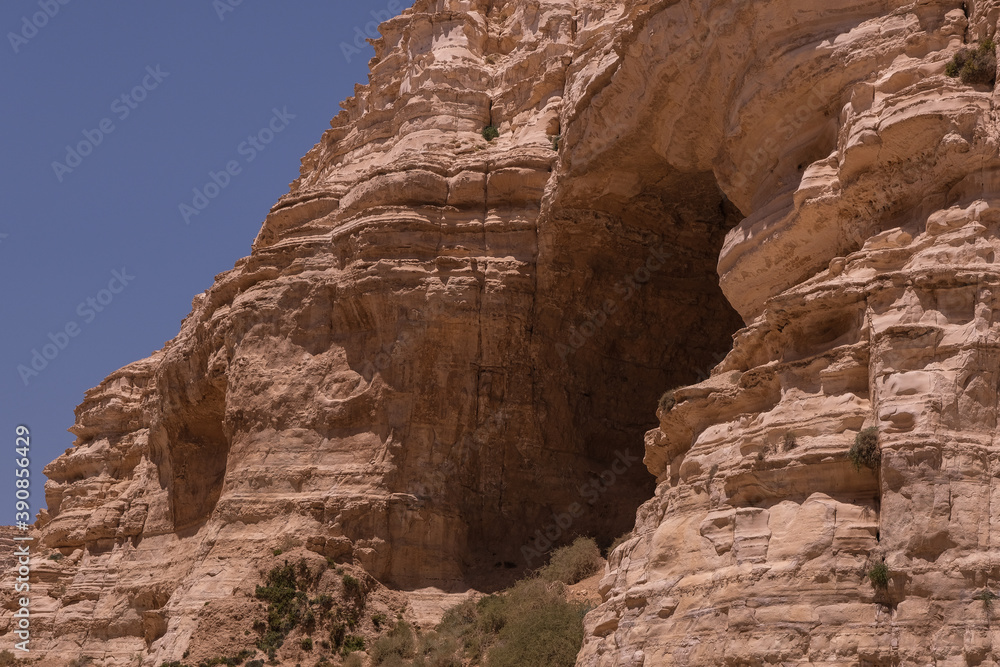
[5,0,1000,665]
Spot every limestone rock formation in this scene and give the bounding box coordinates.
[580,1,1000,665]
[5,0,1000,665]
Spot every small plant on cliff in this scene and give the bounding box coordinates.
[48,552,63,561]
[537,537,602,585]
[848,427,881,471]
[783,432,797,451]
[946,38,997,86]
[0,650,19,667]
[550,134,561,151]
[974,589,998,610]
[868,561,890,589]
[658,388,678,413]
[482,125,500,141]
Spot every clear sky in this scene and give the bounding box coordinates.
[1,1,413,524]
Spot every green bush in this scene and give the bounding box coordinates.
[342,635,366,656]
[482,125,499,142]
[372,620,416,664]
[946,39,997,86]
[537,537,602,585]
[974,589,998,609]
[868,561,890,589]
[848,427,880,471]
[484,579,588,667]
[427,579,588,667]
[300,637,313,651]
[372,611,388,630]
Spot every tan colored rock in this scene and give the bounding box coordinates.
[580,2,1000,665]
[7,0,1000,665]
[0,1,738,664]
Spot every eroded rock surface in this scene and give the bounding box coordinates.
[581,1,1000,665]
[5,0,1000,665]
[0,1,738,664]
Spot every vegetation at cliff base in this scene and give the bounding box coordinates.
[482,125,500,141]
[537,536,603,585]
[946,38,997,86]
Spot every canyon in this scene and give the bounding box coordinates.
[5,0,1000,665]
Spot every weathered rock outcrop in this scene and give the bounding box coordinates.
[1,1,739,664]
[6,0,1000,664]
[579,1,1000,665]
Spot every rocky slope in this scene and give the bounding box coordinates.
[4,0,1000,665]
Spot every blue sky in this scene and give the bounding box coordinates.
[1,1,412,525]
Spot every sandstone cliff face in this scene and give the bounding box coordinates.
[5,0,1000,665]
[580,1,1000,665]
[1,1,739,664]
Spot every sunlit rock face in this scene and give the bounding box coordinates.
[0,1,741,664]
[6,0,995,664]
[579,1,1000,665]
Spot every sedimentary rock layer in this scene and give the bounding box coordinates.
[1,1,740,664]
[580,1,1000,665]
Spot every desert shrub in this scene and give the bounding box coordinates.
[484,579,588,667]
[272,548,283,556]
[783,432,797,451]
[482,125,499,141]
[372,611,388,630]
[48,552,63,561]
[411,630,463,667]
[658,389,677,413]
[550,135,560,151]
[342,634,366,655]
[428,578,588,667]
[0,650,17,666]
[329,622,346,649]
[946,39,997,85]
[246,661,264,667]
[372,620,416,664]
[868,561,890,589]
[342,573,364,599]
[975,589,998,609]
[848,427,881,471]
[68,659,92,667]
[343,655,365,667]
[254,561,308,656]
[538,537,602,585]
[300,637,313,651]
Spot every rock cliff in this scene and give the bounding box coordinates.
[4,0,1000,665]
